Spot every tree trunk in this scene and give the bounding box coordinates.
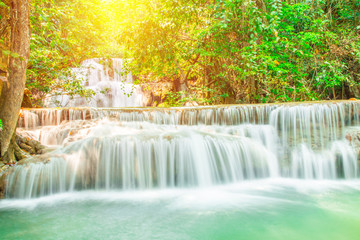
[174,60,188,93]
[0,0,11,75]
[0,0,30,163]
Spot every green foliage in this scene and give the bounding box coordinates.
[116,0,360,105]
[164,87,228,107]
[23,0,360,106]
[27,0,122,106]
[0,119,3,131]
[0,0,7,9]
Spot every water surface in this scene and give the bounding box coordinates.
[1,179,359,240]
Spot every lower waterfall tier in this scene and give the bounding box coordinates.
[5,120,359,199]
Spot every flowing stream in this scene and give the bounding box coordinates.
[1,101,360,239]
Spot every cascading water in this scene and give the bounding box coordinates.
[8,125,279,198]
[2,101,360,240]
[6,101,360,198]
[45,58,144,107]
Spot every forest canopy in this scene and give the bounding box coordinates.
[2,0,360,106]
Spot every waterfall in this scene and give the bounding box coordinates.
[6,101,360,198]
[44,58,144,107]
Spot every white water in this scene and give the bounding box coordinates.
[45,58,144,107]
[7,101,360,198]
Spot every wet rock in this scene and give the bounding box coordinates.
[345,128,360,161]
[0,164,12,199]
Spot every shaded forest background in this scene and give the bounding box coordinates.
[1,0,360,106]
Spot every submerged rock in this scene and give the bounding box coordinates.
[345,128,360,162]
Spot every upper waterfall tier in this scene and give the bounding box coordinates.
[45,58,144,108]
[19,100,360,128]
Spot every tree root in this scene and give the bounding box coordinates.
[1,132,47,163]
